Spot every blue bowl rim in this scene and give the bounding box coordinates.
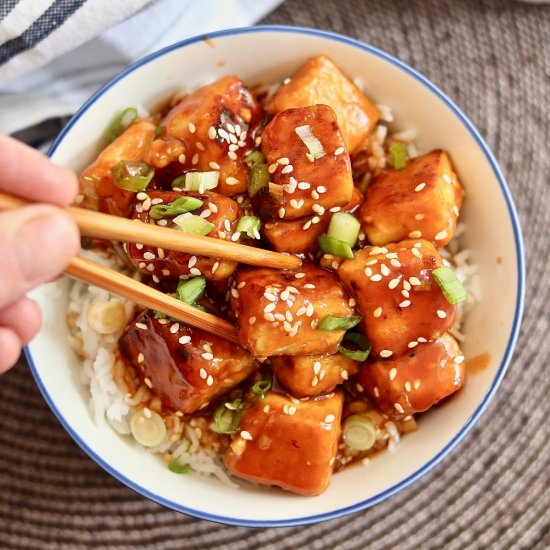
[25,24,525,528]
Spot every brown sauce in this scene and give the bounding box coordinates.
[466,352,491,374]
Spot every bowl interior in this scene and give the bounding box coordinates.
[27,27,524,526]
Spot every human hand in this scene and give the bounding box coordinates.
[0,134,80,373]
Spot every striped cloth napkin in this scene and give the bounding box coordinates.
[0,0,282,136]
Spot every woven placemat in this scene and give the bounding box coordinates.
[1,0,548,547]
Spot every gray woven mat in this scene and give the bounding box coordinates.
[1,0,549,548]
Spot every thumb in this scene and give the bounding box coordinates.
[0,205,80,308]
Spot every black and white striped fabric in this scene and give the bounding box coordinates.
[0,0,281,139]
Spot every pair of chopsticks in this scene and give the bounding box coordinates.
[0,192,301,343]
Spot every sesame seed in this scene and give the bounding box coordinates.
[380,264,390,276]
[418,337,427,343]
[137,353,144,363]
[370,274,383,282]
[399,300,411,308]
[330,206,342,213]
[454,355,465,364]
[415,183,426,192]
[415,213,425,221]
[162,269,170,277]
[408,341,418,348]
[264,303,276,313]
[189,267,202,276]
[196,142,205,151]
[373,386,380,397]
[201,352,214,361]
[146,264,155,272]
[312,204,325,215]
[408,230,422,238]
[191,153,199,165]
[306,153,315,162]
[218,128,229,141]
[208,126,217,139]
[349,298,356,307]
[281,165,293,174]
[206,375,214,386]
[264,312,275,322]
[179,335,191,344]
[389,368,397,380]
[390,259,401,268]
[228,151,238,161]
[311,190,320,200]
[199,368,207,379]
[200,209,211,219]
[380,350,393,358]
[389,278,400,289]
[411,247,422,258]
[306,303,314,317]
[324,414,335,423]
[409,277,422,287]
[312,376,319,387]
[268,163,278,174]
[143,407,151,418]
[437,310,447,319]
[405,381,412,392]
[188,256,197,268]
[136,243,144,250]
[226,177,240,185]
[341,370,349,380]
[435,230,448,241]
[373,307,383,318]
[278,207,286,218]
[157,219,168,226]
[443,173,452,184]
[143,251,156,260]
[188,122,196,133]
[152,275,160,283]
[453,205,460,216]
[212,261,219,273]
[178,153,186,164]
[264,292,277,302]
[401,289,410,298]
[414,379,421,389]
[231,232,241,242]
[334,146,345,155]
[288,406,297,415]
[231,288,239,299]
[135,322,148,330]
[394,403,405,414]
[170,323,180,334]
[298,181,311,190]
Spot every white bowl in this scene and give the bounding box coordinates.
[26,26,525,527]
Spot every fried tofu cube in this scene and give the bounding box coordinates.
[78,120,156,217]
[270,353,358,398]
[360,150,463,247]
[265,55,380,152]
[160,76,265,195]
[126,190,240,280]
[258,105,354,220]
[262,188,362,254]
[224,391,343,495]
[230,263,356,357]
[337,239,456,358]
[359,333,465,420]
[118,310,259,414]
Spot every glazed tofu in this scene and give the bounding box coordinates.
[224,391,343,495]
[265,55,380,152]
[230,263,356,357]
[78,120,156,217]
[160,76,265,195]
[118,310,259,414]
[262,188,362,254]
[126,190,240,280]
[360,150,463,247]
[258,105,354,220]
[337,239,456,358]
[270,353,358,398]
[358,333,465,420]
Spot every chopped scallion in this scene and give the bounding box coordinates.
[112,160,154,192]
[149,196,203,219]
[173,213,214,235]
[237,216,261,239]
[318,235,355,260]
[130,409,166,447]
[327,213,361,248]
[389,142,407,169]
[184,171,219,192]
[167,457,191,474]
[251,367,272,397]
[432,266,468,305]
[295,124,326,159]
[339,333,371,361]
[211,398,243,435]
[177,277,206,305]
[171,175,187,189]
[343,415,376,451]
[245,150,269,196]
[155,125,165,139]
[105,107,138,142]
[317,315,363,332]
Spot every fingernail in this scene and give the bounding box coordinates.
[15,211,79,282]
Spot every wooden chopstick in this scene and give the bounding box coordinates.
[66,256,239,343]
[0,192,301,271]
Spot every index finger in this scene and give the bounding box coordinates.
[0,133,78,206]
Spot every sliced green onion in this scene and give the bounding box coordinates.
[184,171,219,192]
[389,142,407,169]
[105,107,138,142]
[173,213,214,235]
[177,276,206,305]
[251,367,272,397]
[237,216,261,239]
[432,266,468,305]
[295,124,326,159]
[112,160,154,192]
[339,332,371,361]
[211,398,243,435]
[319,235,355,260]
[317,315,363,332]
[327,213,361,248]
[155,125,165,139]
[343,414,376,451]
[149,196,203,219]
[171,175,187,189]
[245,150,269,196]
[130,409,166,447]
[167,457,191,474]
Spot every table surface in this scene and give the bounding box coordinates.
[1,0,549,548]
